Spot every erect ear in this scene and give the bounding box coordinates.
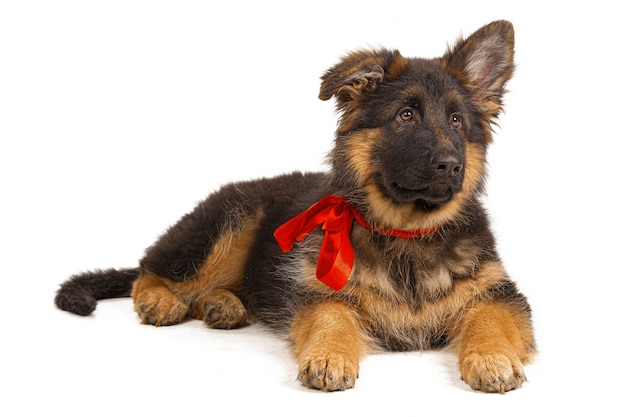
[443,20,515,121]
[319,49,408,110]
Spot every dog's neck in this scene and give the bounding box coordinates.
[274,195,439,291]
[348,200,439,239]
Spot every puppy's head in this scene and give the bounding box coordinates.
[320,20,515,230]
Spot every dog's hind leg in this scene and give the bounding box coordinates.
[129,174,322,329]
[131,213,263,328]
[131,274,247,329]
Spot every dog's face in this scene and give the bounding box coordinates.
[320,21,514,230]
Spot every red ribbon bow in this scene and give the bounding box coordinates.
[273,195,439,291]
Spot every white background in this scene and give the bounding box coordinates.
[1,0,624,415]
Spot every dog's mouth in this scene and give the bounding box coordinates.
[387,181,456,209]
[372,171,462,210]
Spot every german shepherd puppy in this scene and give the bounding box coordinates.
[56,20,535,393]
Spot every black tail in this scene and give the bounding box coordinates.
[54,268,140,316]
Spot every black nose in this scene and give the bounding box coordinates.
[432,153,463,177]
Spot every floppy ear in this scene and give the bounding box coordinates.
[319,49,407,110]
[443,20,515,121]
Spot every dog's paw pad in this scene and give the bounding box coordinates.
[204,300,247,329]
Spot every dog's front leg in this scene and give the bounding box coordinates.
[458,301,534,393]
[290,301,366,391]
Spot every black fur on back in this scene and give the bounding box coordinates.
[140,172,328,282]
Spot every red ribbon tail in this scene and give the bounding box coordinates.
[315,204,355,290]
[315,227,355,291]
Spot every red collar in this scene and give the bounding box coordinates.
[273,195,439,291]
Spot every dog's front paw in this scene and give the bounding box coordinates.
[460,351,526,393]
[298,352,359,392]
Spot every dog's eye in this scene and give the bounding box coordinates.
[450,113,462,128]
[398,108,415,122]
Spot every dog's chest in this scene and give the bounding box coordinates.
[351,231,464,296]
[293,229,482,349]
[346,235,482,350]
